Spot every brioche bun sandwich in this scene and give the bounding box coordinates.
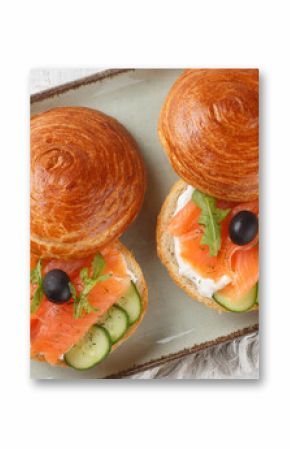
[157,69,259,313]
[30,107,148,370]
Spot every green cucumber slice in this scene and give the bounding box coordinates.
[100,305,129,344]
[117,281,142,325]
[213,283,258,312]
[64,325,111,370]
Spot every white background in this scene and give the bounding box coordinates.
[0,0,289,448]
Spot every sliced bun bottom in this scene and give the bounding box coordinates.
[31,241,148,367]
[156,180,258,313]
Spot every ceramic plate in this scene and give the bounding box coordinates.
[30,69,259,379]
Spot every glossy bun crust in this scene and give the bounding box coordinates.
[31,107,146,259]
[158,69,259,202]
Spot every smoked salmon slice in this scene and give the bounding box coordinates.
[30,244,130,365]
[168,193,259,297]
[216,243,259,300]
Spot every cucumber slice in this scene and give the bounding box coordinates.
[256,283,259,304]
[100,305,129,344]
[213,283,258,312]
[64,325,111,370]
[117,281,142,325]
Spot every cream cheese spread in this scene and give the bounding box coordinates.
[173,185,231,298]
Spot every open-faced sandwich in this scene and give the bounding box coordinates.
[157,69,259,312]
[30,107,148,370]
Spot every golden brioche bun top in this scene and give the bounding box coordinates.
[158,69,259,202]
[30,107,146,259]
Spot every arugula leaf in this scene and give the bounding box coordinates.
[30,259,44,314]
[96,273,112,283]
[79,294,98,315]
[73,285,98,319]
[92,253,105,279]
[69,282,82,319]
[82,278,98,296]
[30,259,42,285]
[80,267,89,282]
[72,253,111,319]
[192,190,230,256]
[30,285,44,314]
[69,282,77,300]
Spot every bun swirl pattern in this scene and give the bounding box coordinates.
[158,69,259,202]
[31,107,146,259]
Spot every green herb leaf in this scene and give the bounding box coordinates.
[30,285,44,314]
[72,253,110,319]
[81,298,98,315]
[80,267,89,282]
[192,190,231,256]
[82,278,98,296]
[69,282,80,319]
[96,273,112,283]
[30,259,44,314]
[73,297,82,319]
[73,288,99,319]
[69,282,77,300]
[92,253,105,279]
[30,259,42,284]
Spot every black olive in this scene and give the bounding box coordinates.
[229,210,258,246]
[43,269,72,304]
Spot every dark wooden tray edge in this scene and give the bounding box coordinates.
[30,69,134,103]
[106,324,259,378]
